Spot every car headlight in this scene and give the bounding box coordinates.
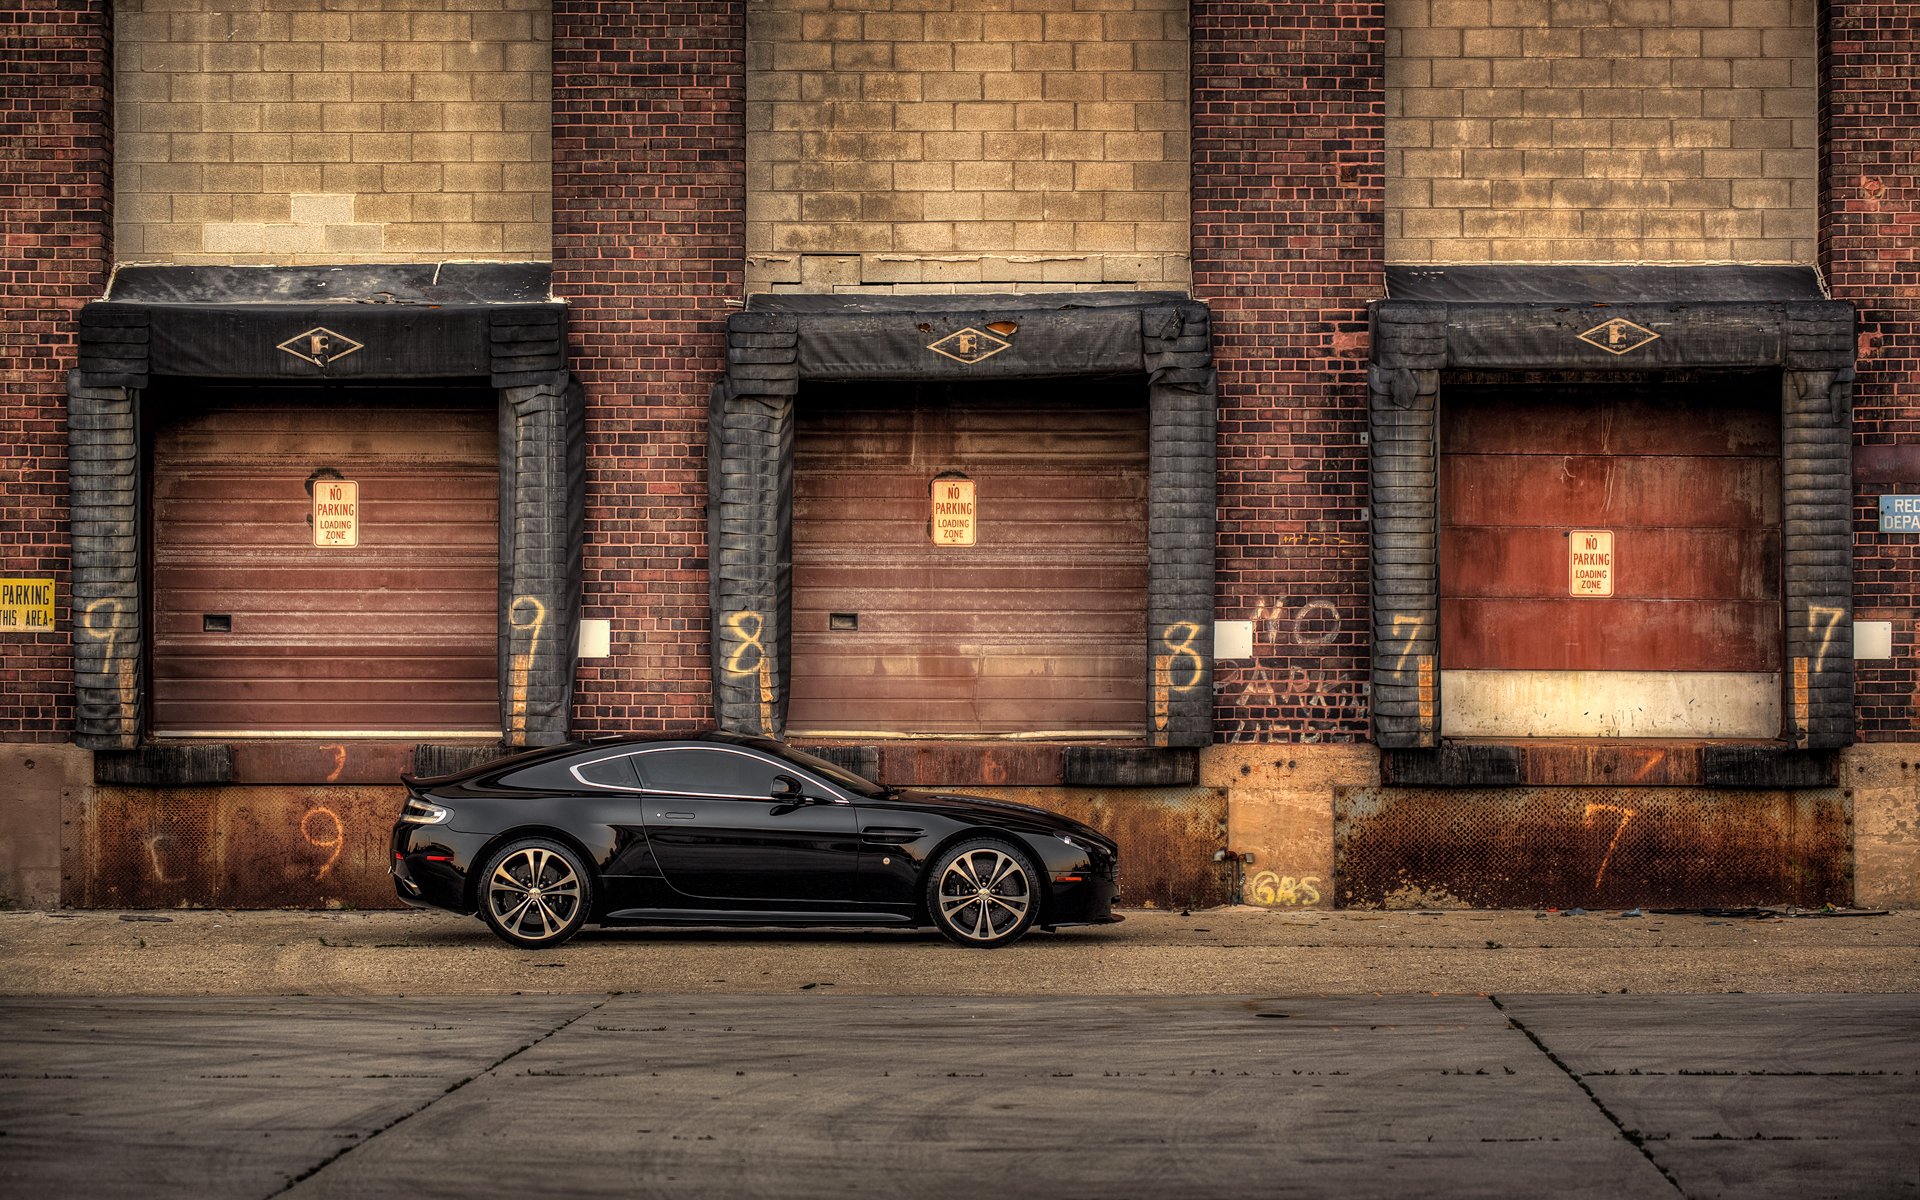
[401,796,451,825]
[1057,833,1082,850]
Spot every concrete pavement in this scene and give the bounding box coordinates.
[1,992,1915,1199]
[3,909,1915,1198]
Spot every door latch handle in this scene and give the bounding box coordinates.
[657,812,697,821]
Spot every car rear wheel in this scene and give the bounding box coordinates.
[478,838,592,949]
[927,838,1041,948]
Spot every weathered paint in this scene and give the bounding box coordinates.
[790,381,1149,737]
[1846,743,1920,910]
[1438,381,1784,738]
[1333,786,1850,910]
[68,787,407,910]
[1441,670,1782,738]
[962,786,1230,910]
[1205,744,1379,909]
[148,389,500,736]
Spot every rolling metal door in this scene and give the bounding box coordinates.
[1438,380,1783,737]
[791,380,1148,737]
[149,386,500,735]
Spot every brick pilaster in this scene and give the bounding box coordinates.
[1823,1,1920,740]
[552,0,746,732]
[0,0,112,738]
[1192,2,1386,744]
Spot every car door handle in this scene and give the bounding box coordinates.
[657,812,697,821]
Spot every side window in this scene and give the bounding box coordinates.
[573,754,639,789]
[634,749,794,798]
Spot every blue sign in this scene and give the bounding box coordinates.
[1882,494,1920,533]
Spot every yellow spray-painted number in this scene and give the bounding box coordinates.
[82,597,137,740]
[508,596,547,745]
[1152,622,1205,746]
[724,610,776,735]
[1807,605,1844,677]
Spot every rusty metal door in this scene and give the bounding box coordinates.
[1438,377,1783,737]
[790,380,1149,737]
[148,385,500,735]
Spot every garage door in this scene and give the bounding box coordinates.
[1439,375,1782,737]
[791,379,1148,737]
[149,385,500,736]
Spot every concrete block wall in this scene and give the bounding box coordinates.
[1386,0,1818,263]
[744,0,1190,294]
[114,0,552,264]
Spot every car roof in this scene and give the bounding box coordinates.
[407,730,780,785]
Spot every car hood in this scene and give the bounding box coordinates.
[882,788,1117,852]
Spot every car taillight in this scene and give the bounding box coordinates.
[400,795,451,825]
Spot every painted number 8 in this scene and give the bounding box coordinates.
[1162,622,1204,691]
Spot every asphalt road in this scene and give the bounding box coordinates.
[2,991,1915,1199]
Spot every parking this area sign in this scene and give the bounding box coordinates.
[1882,494,1920,533]
[0,578,55,631]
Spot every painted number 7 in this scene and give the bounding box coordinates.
[1807,606,1844,676]
[1391,615,1425,676]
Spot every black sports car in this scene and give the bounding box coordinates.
[392,732,1121,949]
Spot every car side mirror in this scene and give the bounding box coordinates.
[771,774,807,802]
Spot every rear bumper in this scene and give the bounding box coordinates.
[390,822,487,914]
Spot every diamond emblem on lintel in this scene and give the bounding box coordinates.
[278,327,364,367]
[1577,317,1661,357]
[926,327,1011,365]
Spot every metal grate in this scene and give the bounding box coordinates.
[1334,786,1850,910]
[70,787,407,911]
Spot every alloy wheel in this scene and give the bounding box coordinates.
[486,846,582,943]
[935,846,1034,944]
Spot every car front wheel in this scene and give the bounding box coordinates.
[927,838,1041,948]
[477,837,592,949]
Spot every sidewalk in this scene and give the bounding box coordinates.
[2,906,1915,997]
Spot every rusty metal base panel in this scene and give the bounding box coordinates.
[966,786,1232,911]
[64,787,407,910]
[1332,787,1850,910]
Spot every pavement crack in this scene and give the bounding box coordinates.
[1489,996,1684,1197]
[263,997,610,1197]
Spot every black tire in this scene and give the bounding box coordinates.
[477,837,593,949]
[926,838,1042,948]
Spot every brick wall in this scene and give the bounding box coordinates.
[1387,0,1817,264]
[1825,2,1920,741]
[0,0,111,739]
[116,0,550,264]
[746,0,1189,293]
[1194,2,1385,745]
[553,0,744,734]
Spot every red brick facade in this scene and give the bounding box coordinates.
[552,0,745,735]
[1824,2,1920,741]
[0,0,111,740]
[0,0,1913,749]
[1192,2,1385,745]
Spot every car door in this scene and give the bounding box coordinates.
[633,746,861,904]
